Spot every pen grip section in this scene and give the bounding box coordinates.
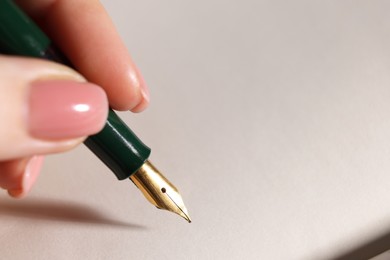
[84,110,151,180]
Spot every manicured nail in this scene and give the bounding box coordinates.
[140,79,150,104]
[8,156,44,198]
[134,65,149,101]
[28,81,108,139]
[131,66,150,112]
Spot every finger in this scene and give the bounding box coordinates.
[0,55,108,161]
[0,156,44,198]
[15,0,150,112]
[0,158,30,193]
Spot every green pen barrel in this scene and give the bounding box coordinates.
[84,111,151,180]
[0,0,151,180]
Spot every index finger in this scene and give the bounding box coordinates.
[15,0,149,112]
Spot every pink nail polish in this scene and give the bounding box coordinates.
[131,66,150,112]
[28,81,108,139]
[133,65,149,101]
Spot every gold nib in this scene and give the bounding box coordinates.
[130,160,191,223]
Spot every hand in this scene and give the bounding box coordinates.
[0,0,149,198]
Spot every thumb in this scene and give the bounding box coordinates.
[0,55,108,161]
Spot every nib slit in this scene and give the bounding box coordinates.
[165,191,192,223]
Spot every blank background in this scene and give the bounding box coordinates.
[2,0,390,259]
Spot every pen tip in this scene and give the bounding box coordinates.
[159,184,192,223]
[130,161,192,223]
[185,216,192,223]
[175,201,192,223]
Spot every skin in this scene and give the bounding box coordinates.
[0,0,149,197]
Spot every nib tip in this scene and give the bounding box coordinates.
[183,214,192,223]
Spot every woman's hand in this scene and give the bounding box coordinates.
[0,0,149,198]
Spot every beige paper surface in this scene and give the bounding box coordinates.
[2,1,390,259]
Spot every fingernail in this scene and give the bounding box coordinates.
[135,65,150,101]
[8,156,44,198]
[28,80,108,139]
[140,79,150,103]
[131,66,150,113]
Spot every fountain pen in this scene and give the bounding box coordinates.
[0,0,191,223]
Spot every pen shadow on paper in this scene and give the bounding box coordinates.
[0,198,145,230]
[328,227,390,260]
